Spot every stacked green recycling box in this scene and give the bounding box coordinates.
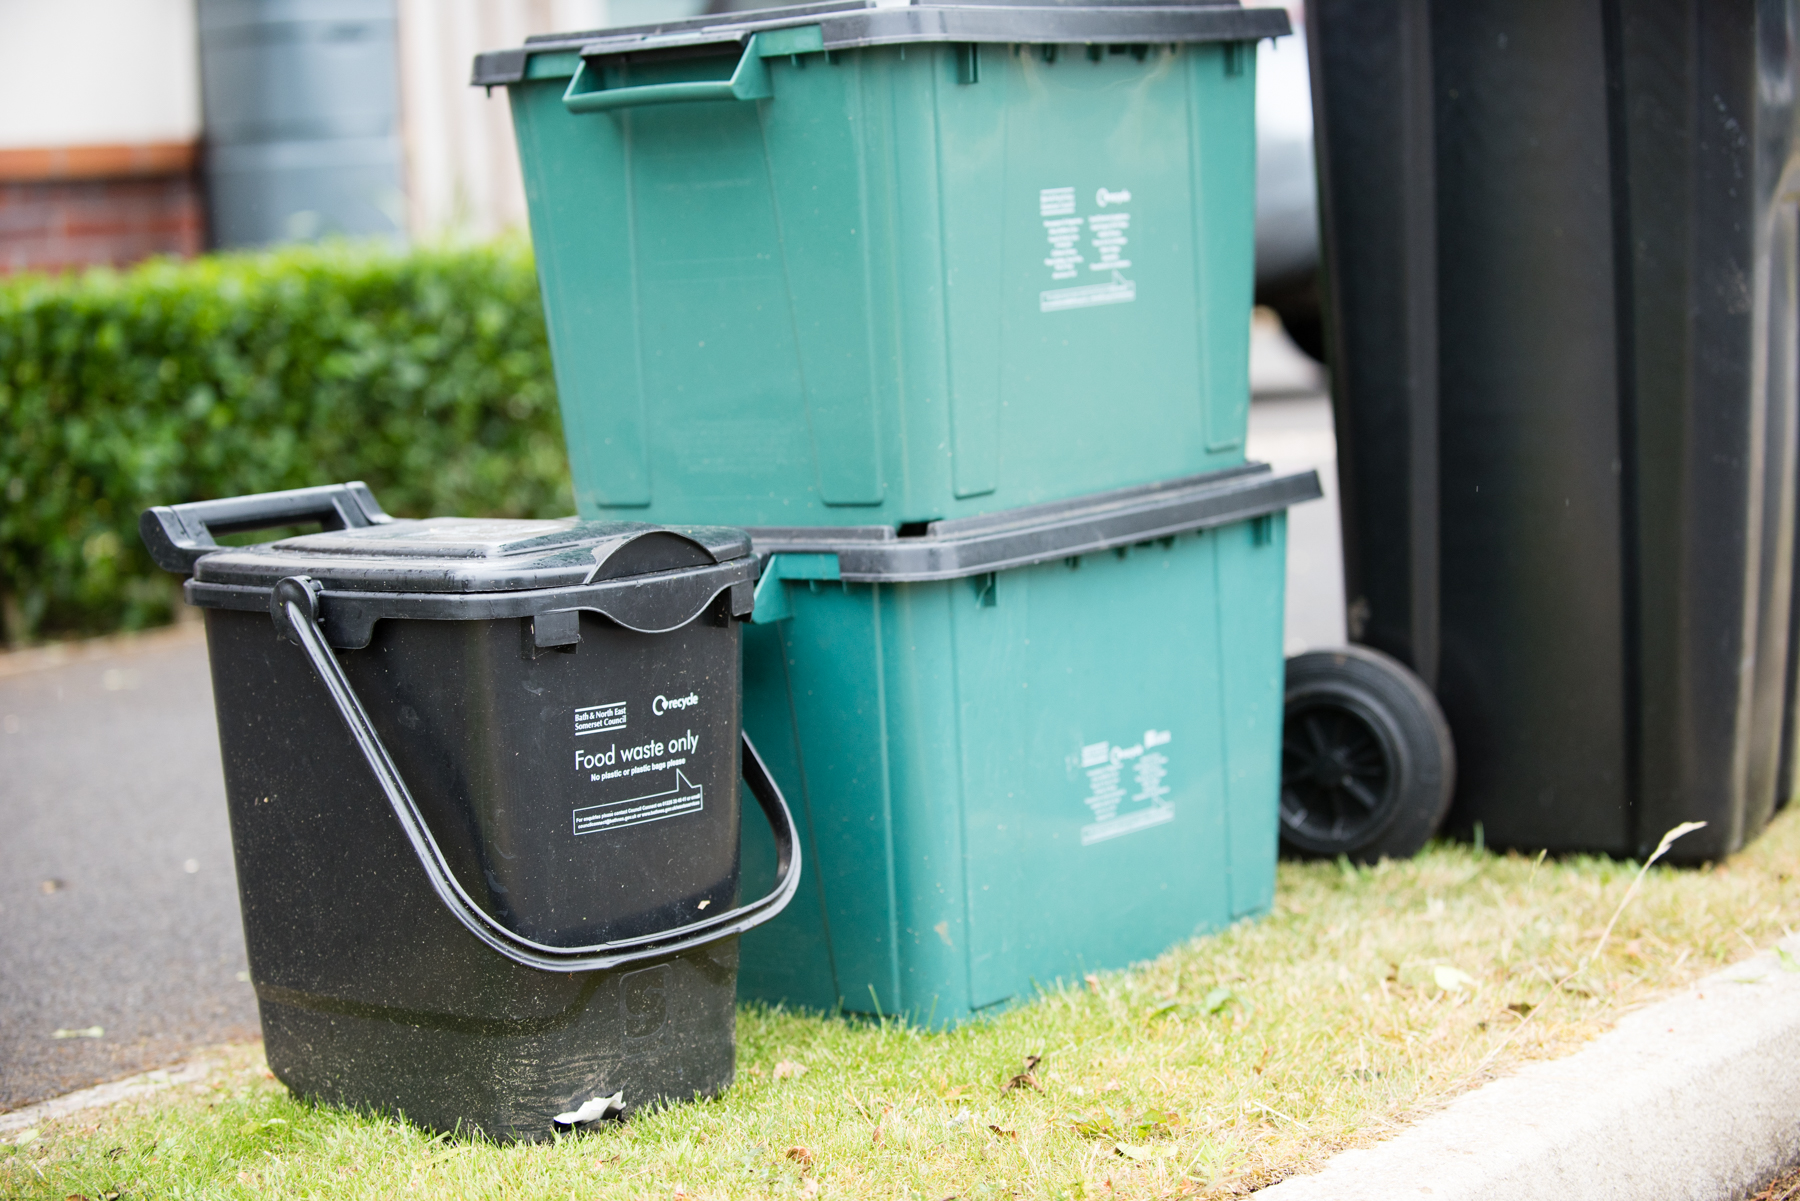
[479,0,1314,1024]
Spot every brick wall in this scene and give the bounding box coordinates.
[0,142,205,275]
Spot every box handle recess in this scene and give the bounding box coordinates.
[140,483,391,573]
[272,574,803,973]
[562,35,772,113]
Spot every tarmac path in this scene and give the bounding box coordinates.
[0,624,257,1111]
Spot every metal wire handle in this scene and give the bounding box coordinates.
[272,574,801,973]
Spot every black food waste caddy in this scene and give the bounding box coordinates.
[140,482,800,1140]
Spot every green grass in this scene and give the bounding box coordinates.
[6,807,1797,1200]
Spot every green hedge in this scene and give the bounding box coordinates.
[0,240,571,643]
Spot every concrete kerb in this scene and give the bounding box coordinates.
[0,1057,220,1141]
[1258,936,1800,1201]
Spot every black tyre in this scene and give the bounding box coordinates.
[1256,271,1327,365]
[1279,646,1455,861]
[1274,303,1326,365]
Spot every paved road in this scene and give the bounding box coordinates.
[0,389,1343,1115]
[0,626,256,1112]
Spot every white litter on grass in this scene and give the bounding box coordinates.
[554,1091,624,1127]
[1434,966,1477,993]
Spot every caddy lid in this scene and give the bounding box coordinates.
[188,515,751,595]
[140,485,759,648]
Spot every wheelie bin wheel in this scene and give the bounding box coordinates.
[1279,646,1455,862]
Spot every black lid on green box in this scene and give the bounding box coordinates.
[472,0,1288,86]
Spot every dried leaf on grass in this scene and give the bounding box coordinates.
[1001,1054,1043,1094]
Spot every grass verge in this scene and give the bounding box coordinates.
[5,807,1797,1200]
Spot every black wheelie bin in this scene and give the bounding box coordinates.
[1309,0,1800,862]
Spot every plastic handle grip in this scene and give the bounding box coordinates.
[140,482,391,574]
[271,574,803,974]
[562,35,771,113]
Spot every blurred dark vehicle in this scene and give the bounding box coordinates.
[1250,4,1322,360]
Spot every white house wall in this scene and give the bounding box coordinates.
[396,0,608,239]
[0,0,201,150]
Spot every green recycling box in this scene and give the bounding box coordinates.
[474,1,1289,528]
[734,464,1319,1024]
